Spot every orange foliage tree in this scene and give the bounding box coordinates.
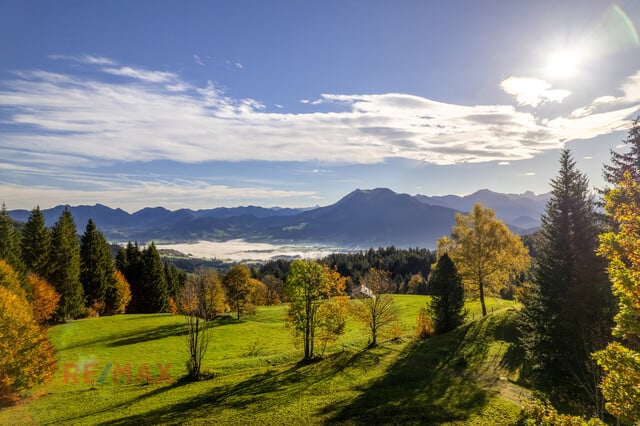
[27,273,60,324]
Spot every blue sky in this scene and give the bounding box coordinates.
[1,0,640,211]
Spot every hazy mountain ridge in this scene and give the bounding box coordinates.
[8,188,547,248]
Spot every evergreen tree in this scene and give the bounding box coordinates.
[519,150,614,413]
[141,242,169,313]
[603,116,640,186]
[48,209,84,320]
[0,203,23,271]
[429,253,465,334]
[21,206,50,277]
[80,219,116,313]
[116,242,144,313]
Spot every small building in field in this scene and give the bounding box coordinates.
[351,284,375,299]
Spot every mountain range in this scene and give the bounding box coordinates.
[8,188,549,248]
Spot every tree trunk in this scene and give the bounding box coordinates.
[479,278,487,317]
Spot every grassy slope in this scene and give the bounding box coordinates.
[0,296,528,425]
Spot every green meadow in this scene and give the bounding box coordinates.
[1,296,529,425]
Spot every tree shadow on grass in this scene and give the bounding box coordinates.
[94,349,380,425]
[325,311,523,425]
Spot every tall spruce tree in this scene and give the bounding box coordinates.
[116,242,144,312]
[21,206,51,277]
[48,209,84,319]
[0,203,23,271]
[429,253,465,334]
[80,219,116,313]
[603,116,640,186]
[141,242,169,313]
[519,150,614,413]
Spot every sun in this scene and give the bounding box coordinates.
[545,48,585,79]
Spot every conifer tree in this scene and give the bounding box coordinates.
[21,206,50,277]
[429,253,465,334]
[519,150,614,412]
[116,242,144,312]
[141,242,169,313]
[603,116,640,186]
[80,219,116,313]
[0,203,23,271]
[48,209,84,319]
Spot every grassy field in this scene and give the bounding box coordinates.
[0,296,529,425]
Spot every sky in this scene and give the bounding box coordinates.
[1,0,640,212]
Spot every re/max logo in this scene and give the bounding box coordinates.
[63,362,172,385]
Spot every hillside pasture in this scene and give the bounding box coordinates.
[0,296,528,425]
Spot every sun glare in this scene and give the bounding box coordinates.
[545,48,584,79]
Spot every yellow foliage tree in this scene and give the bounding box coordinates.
[111,270,132,314]
[438,203,530,316]
[0,274,56,405]
[594,172,640,424]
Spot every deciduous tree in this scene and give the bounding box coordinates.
[0,263,56,405]
[438,203,530,317]
[594,172,640,424]
[223,265,253,320]
[351,268,401,347]
[179,268,227,380]
[285,260,346,360]
[27,273,60,324]
[110,270,132,314]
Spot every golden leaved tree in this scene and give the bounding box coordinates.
[0,261,57,405]
[594,172,640,424]
[438,203,530,316]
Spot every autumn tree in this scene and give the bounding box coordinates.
[351,268,401,347]
[519,150,613,415]
[429,253,465,334]
[110,270,132,314]
[21,206,50,277]
[0,263,56,405]
[0,203,23,271]
[438,203,530,317]
[223,265,253,320]
[593,172,640,424]
[179,268,227,379]
[80,219,117,314]
[48,209,84,320]
[27,273,60,324]
[285,260,347,360]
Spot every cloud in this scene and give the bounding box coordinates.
[102,66,177,83]
[500,77,571,107]
[0,179,315,212]
[235,62,244,70]
[0,57,639,173]
[193,54,204,66]
[49,54,115,65]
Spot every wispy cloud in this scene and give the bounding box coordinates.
[49,54,115,65]
[1,57,639,174]
[193,54,204,66]
[102,66,178,83]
